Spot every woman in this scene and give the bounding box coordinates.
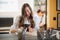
[33,9,45,30]
[10,3,36,40]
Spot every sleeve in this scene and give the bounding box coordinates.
[33,13,38,23]
[10,16,20,30]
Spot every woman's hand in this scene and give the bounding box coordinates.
[11,29,17,33]
[20,27,24,30]
[39,23,44,27]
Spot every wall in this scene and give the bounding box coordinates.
[47,0,57,29]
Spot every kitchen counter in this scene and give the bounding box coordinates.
[0,34,18,40]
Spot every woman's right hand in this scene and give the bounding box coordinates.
[11,29,17,33]
[10,27,23,33]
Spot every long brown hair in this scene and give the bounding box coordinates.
[19,3,35,28]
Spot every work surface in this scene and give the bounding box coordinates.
[0,34,18,40]
[0,34,38,40]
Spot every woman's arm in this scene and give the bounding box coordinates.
[39,14,45,27]
[10,16,20,33]
[10,25,18,33]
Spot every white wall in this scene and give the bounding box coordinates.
[0,0,34,24]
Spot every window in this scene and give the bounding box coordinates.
[34,0,46,12]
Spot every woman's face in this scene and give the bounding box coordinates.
[25,7,31,17]
[38,12,43,16]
